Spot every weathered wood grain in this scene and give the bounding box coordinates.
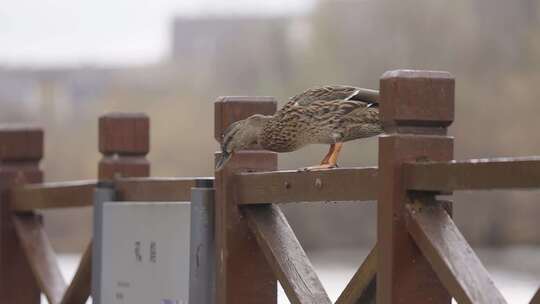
[335,244,377,304]
[214,98,278,304]
[215,151,278,304]
[0,125,43,303]
[98,113,150,180]
[114,177,201,201]
[380,69,454,130]
[244,204,331,304]
[378,135,454,304]
[377,70,454,304]
[13,214,66,304]
[10,180,97,211]
[404,156,540,191]
[405,198,507,304]
[235,167,377,204]
[99,112,149,155]
[94,113,154,303]
[61,241,92,304]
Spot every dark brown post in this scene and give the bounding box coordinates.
[98,113,150,180]
[214,96,277,304]
[0,126,43,303]
[377,70,455,304]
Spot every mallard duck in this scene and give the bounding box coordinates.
[216,85,383,170]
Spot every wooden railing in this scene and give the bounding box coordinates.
[213,70,540,304]
[0,114,201,304]
[1,69,539,304]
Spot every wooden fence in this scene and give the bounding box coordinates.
[0,69,539,304]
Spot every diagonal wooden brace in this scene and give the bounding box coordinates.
[244,204,331,304]
[405,197,507,304]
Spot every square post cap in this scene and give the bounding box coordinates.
[214,96,276,143]
[380,70,455,129]
[99,113,149,155]
[0,125,43,161]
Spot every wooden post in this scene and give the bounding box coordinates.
[92,113,151,303]
[214,96,278,304]
[0,126,43,303]
[98,113,150,180]
[377,70,455,304]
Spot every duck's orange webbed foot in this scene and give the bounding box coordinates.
[297,143,343,171]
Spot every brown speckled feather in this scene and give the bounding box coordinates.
[284,85,379,108]
[217,85,384,169]
[261,95,382,152]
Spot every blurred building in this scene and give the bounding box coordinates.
[0,67,115,122]
[170,16,295,91]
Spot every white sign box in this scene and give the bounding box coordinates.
[96,202,191,304]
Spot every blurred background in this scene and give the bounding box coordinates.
[2,0,540,302]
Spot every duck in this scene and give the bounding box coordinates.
[216,85,383,170]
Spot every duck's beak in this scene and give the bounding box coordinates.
[215,151,232,171]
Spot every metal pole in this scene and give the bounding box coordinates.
[189,178,215,304]
[92,181,116,304]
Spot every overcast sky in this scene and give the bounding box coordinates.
[0,0,313,67]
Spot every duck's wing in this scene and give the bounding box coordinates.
[287,85,379,107]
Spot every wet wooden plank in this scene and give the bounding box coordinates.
[244,204,331,304]
[404,156,540,191]
[60,241,92,304]
[335,245,377,304]
[405,198,507,304]
[114,177,202,201]
[13,214,66,304]
[235,167,378,204]
[10,180,96,211]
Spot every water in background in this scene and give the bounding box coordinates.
[51,247,540,304]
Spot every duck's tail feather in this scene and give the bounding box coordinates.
[350,88,379,105]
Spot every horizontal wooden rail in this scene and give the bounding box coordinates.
[244,204,331,304]
[10,177,212,210]
[405,197,507,304]
[236,167,378,204]
[335,244,377,304]
[404,156,540,191]
[10,180,97,211]
[13,214,67,304]
[114,177,210,201]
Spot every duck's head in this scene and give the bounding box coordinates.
[216,114,270,170]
